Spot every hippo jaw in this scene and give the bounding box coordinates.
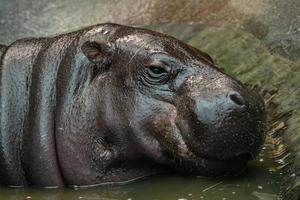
[168,74,266,176]
[129,79,265,177]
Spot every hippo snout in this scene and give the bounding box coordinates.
[193,90,247,125]
[176,76,265,176]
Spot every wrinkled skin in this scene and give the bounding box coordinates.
[0,23,265,187]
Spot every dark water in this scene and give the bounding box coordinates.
[0,168,281,200]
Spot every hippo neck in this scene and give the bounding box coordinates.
[0,24,119,186]
[0,33,82,186]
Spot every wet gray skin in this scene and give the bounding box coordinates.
[0,23,265,187]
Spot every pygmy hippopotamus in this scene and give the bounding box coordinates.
[0,23,265,187]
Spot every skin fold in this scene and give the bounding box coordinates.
[0,23,265,187]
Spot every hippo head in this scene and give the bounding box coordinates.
[74,24,265,184]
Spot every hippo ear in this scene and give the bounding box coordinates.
[81,40,115,65]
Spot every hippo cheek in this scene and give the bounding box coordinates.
[146,108,193,160]
[130,102,194,166]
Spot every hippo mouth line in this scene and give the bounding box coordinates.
[180,152,252,177]
[167,122,253,176]
[172,134,253,177]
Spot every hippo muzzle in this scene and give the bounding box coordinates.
[175,71,265,176]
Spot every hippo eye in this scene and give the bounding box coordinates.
[144,65,171,85]
[149,66,168,75]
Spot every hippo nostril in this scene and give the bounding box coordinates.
[229,92,245,106]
